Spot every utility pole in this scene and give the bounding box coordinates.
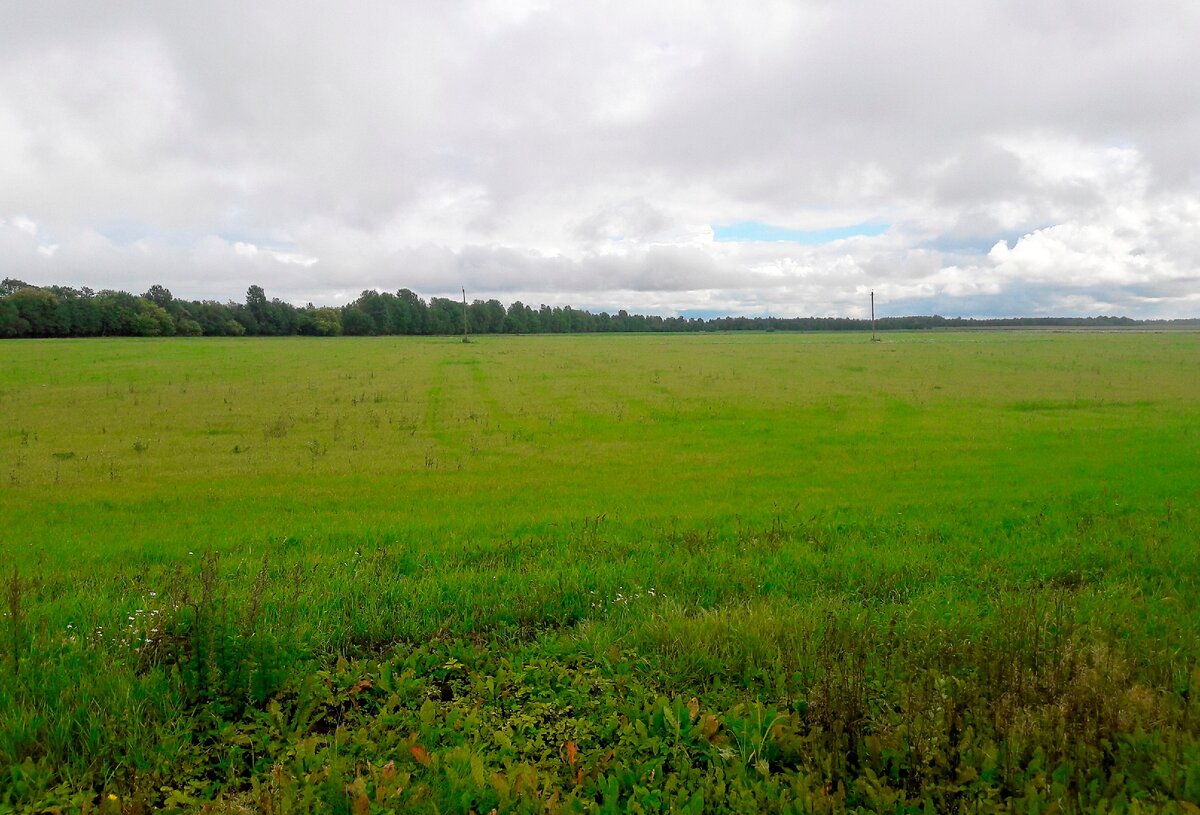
[461,287,470,343]
[871,290,877,342]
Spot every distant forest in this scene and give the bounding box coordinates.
[1,278,1195,338]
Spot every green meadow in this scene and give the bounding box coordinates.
[1,331,1199,813]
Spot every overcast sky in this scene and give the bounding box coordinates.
[2,1,1199,318]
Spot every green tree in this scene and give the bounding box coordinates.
[65,296,101,336]
[129,300,175,336]
[395,289,427,334]
[427,298,463,334]
[188,301,238,335]
[0,278,33,297]
[245,284,267,313]
[355,290,392,335]
[176,318,204,336]
[341,308,375,336]
[312,307,342,336]
[9,288,70,337]
[503,301,529,333]
[0,299,30,337]
[298,305,342,336]
[469,299,505,333]
[230,303,260,335]
[143,284,174,308]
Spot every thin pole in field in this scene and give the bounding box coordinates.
[461,287,469,342]
[871,290,876,341]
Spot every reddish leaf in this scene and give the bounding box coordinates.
[409,744,433,767]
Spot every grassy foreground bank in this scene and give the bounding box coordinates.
[1,332,1199,812]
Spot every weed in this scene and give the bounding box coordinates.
[807,613,870,741]
[727,702,786,774]
[6,566,23,673]
[263,415,294,439]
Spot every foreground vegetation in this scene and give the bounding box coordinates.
[1,331,1199,813]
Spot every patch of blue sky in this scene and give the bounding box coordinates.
[98,220,161,245]
[920,228,1049,256]
[712,221,889,244]
[678,308,737,320]
[98,221,208,250]
[920,235,1013,255]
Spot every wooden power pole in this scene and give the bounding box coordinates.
[461,287,469,343]
[871,290,876,341]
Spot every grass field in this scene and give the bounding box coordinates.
[1,331,1199,813]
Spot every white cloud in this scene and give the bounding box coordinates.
[1,1,1199,316]
[12,215,38,236]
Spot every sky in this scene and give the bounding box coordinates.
[1,1,1199,318]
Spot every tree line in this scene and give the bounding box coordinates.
[0,277,1188,339]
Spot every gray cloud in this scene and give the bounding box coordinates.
[2,1,1199,317]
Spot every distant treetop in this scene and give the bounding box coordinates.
[0,278,1190,339]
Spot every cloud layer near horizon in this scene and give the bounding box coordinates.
[2,1,1199,317]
